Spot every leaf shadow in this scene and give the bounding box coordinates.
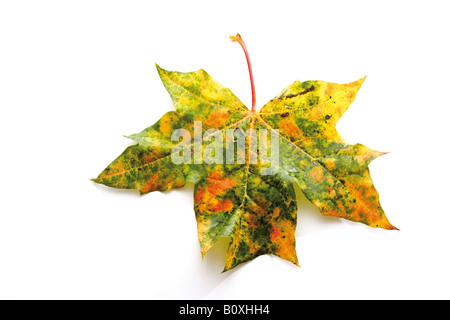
[157,183,238,296]
[91,178,348,296]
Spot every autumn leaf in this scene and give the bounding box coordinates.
[92,33,396,271]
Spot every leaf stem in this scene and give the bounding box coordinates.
[230,33,256,112]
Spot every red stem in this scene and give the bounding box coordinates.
[230,33,256,112]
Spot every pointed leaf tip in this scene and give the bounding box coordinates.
[356,75,367,85]
[355,75,367,88]
[155,63,168,76]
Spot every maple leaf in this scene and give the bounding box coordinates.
[92,33,396,271]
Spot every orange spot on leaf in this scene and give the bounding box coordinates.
[273,207,280,218]
[309,166,324,182]
[278,118,301,137]
[205,109,229,128]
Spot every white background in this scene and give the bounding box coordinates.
[1,0,449,299]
